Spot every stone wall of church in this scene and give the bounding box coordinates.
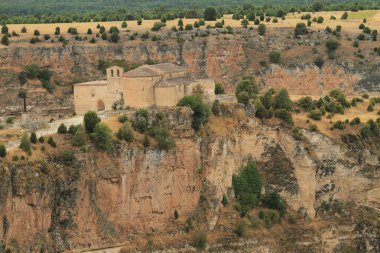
[74,85,120,115]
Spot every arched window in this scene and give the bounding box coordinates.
[111,69,114,77]
[117,69,120,77]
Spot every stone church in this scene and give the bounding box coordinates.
[73,63,215,115]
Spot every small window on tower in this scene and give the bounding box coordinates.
[117,69,120,77]
[111,69,114,77]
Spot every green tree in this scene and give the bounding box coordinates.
[71,125,87,147]
[237,91,250,105]
[258,24,266,36]
[90,123,113,150]
[269,51,281,63]
[121,21,127,28]
[233,162,262,209]
[325,39,339,53]
[87,28,92,34]
[30,132,37,144]
[214,83,225,94]
[116,124,134,142]
[57,123,67,134]
[274,88,293,110]
[1,24,8,34]
[54,27,60,35]
[178,95,211,131]
[110,32,120,43]
[204,7,217,21]
[274,109,293,125]
[211,99,221,116]
[263,191,287,216]
[34,29,40,36]
[1,35,9,46]
[0,144,6,158]
[20,133,31,152]
[84,111,101,133]
[294,23,307,36]
[101,32,107,40]
[235,76,259,99]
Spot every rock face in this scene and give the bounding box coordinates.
[1,28,379,118]
[0,107,380,252]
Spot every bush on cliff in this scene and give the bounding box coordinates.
[90,123,113,151]
[84,111,101,133]
[0,145,6,158]
[20,133,31,152]
[233,162,262,211]
[71,125,87,147]
[178,95,211,131]
[116,124,134,143]
[235,76,259,106]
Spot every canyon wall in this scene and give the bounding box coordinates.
[0,107,379,252]
[1,28,379,118]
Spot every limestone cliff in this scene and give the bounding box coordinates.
[1,28,379,118]
[0,107,379,252]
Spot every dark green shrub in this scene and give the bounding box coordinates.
[0,144,6,158]
[294,23,307,36]
[350,117,361,125]
[367,104,374,112]
[211,100,221,116]
[325,39,339,53]
[71,125,86,147]
[84,111,101,133]
[118,115,128,123]
[235,76,259,100]
[90,123,113,151]
[68,125,80,135]
[151,126,175,150]
[47,137,56,147]
[221,194,228,207]
[38,136,45,143]
[314,56,324,68]
[30,132,37,144]
[269,51,281,63]
[274,89,292,111]
[20,133,31,152]
[237,91,250,105]
[131,109,149,133]
[232,162,262,210]
[309,124,318,132]
[57,123,67,134]
[193,231,207,250]
[298,96,314,111]
[258,24,266,35]
[214,83,225,94]
[274,109,293,125]
[362,94,369,99]
[59,150,75,165]
[263,191,287,216]
[235,220,246,237]
[178,95,211,131]
[116,124,134,142]
[333,120,345,130]
[308,110,322,120]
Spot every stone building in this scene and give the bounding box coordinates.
[73,63,215,115]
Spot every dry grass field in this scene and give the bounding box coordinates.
[4,10,380,40]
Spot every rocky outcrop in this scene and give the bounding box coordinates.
[0,106,379,252]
